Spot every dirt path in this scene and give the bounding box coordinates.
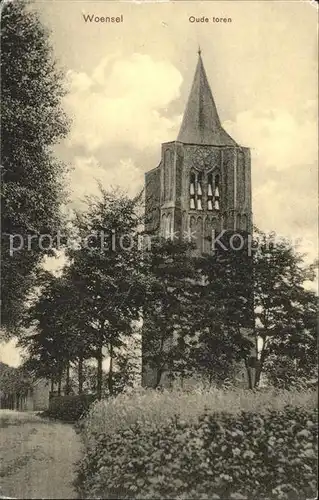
[0,410,83,499]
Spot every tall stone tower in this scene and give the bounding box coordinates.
[145,50,252,248]
[143,51,256,388]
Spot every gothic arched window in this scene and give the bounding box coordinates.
[204,217,213,253]
[190,171,196,209]
[236,213,241,231]
[196,217,203,252]
[207,173,213,211]
[190,216,196,238]
[214,174,220,210]
[242,214,248,232]
[197,173,203,210]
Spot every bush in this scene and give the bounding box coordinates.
[47,394,97,422]
[264,354,318,390]
[81,386,316,444]
[77,389,318,499]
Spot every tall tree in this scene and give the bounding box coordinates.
[1,0,69,332]
[142,237,200,388]
[19,271,81,394]
[0,361,32,408]
[185,229,317,389]
[253,229,318,387]
[107,333,142,396]
[20,266,98,394]
[67,188,146,399]
[194,230,256,388]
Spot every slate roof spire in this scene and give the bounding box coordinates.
[177,51,237,146]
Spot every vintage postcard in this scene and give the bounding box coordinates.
[1,0,318,499]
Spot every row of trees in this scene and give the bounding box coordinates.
[16,188,318,397]
[0,361,32,408]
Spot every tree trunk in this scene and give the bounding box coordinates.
[254,345,267,388]
[154,366,164,389]
[57,368,62,396]
[153,336,165,389]
[78,357,84,394]
[97,344,103,400]
[65,360,71,395]
[108,342,114,397]
[244,358,253,390]
[50,378,54,393]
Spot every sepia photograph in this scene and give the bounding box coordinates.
[0,0,318,499]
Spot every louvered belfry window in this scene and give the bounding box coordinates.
[214,174,220,210]
[190,172,196,209]
[207,173,213,210]
[197,173,203,210]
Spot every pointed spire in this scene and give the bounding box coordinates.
[177,51,237,146]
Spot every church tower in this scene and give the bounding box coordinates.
[145,50,252,250]
[143,51,256,388]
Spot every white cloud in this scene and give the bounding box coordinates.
[68,155,144,203]
[224,104,317,170]
[64,53,183,152]
[224,106,318,265]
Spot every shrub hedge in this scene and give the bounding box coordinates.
[77,405,318,500]
[47,394,97,422]
[81,387,316,442]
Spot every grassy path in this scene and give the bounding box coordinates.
[0,410,82,499]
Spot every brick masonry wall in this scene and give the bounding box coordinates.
[145,166,161,234]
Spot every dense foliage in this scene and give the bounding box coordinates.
[80,387,316,440]
[47,394,97,422]
[20,216,318,393]
[0,361,32,398]
[20,269,94,395]
[264,354,317,390]
[142,237,200,387]
[77,388,318,500]
[1,0,69,332]
[191,231,256,387]
[65,189,146,398]
[252,229,318,387]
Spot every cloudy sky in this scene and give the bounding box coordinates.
[1,0,318,366]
